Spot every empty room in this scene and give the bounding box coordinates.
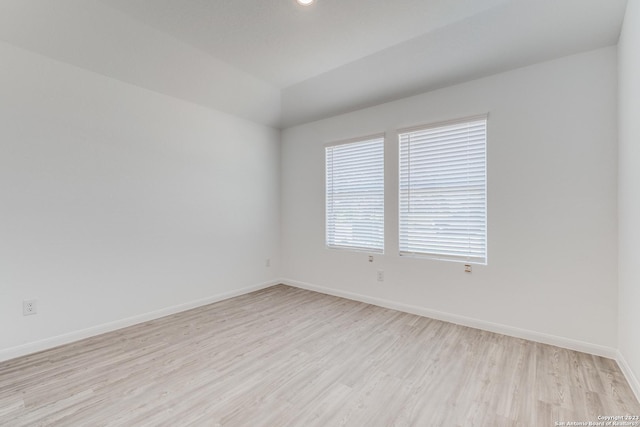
[1,0,639,425]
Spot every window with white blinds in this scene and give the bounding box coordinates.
[399,116,487,264]
[326,136,384,253]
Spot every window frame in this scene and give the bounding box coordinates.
[325,133,385,254]
[398,114,488,264]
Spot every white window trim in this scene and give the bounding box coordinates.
[398,114,488,264]
[325,134,385,254]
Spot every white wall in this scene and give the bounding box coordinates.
[281,47,619,351]
[618,0,640,395]
[0,41,281,358]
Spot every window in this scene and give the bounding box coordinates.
[326,135,384,253]
[399,116,487,264]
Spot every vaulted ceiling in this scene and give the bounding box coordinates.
[101,0,513,88]
[0,0,629,127]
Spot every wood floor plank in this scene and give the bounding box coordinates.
[1,284,638,426]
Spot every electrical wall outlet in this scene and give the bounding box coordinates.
[368,255,374,263]
[465,264,472,273]
[377,270,384,282]
[23,299,37,316]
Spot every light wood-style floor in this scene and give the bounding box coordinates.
[1,285,638,426]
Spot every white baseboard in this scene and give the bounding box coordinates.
[280,278,618,359]
[616,350,640,403]
[0,279,279,363]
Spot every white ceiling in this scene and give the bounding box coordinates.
[100,0,629,127]
[0,0,629,127]
[280,0,629,126]
[100,0,512,88]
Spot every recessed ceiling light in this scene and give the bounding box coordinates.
[297,0,314,5]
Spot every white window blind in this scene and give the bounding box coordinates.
[326,136,384,253]
[399,116,487,264]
